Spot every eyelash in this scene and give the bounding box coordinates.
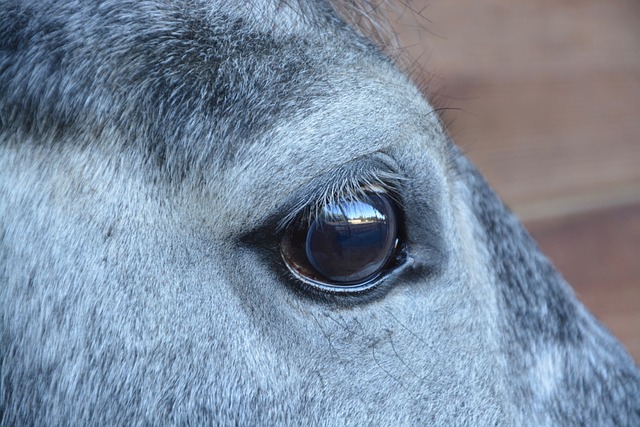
[276,166,405,233]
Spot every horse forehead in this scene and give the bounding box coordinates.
[1,0,353,152]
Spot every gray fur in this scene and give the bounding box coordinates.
[1,0,638,425]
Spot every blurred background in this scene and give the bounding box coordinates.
[390,0,640,360]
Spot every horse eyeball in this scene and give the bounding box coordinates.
[280,191,401,292]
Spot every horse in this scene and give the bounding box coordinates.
[1,0,638,425]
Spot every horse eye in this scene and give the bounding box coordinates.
[280,191,403,292]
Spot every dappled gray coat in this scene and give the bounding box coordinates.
[1,0,639,425]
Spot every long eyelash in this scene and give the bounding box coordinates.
[277,167,406,232]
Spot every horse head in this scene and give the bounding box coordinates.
[1,1,638,424]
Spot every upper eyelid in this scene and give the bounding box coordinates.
[276,153,406,232]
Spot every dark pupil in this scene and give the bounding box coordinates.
[304,193,397,285]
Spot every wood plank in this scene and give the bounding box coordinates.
[445,74,640,217]
[393,0,640,218]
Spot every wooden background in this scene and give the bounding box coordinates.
[391,0,640,360]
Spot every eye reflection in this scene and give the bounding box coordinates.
[281,191,401,291]
[321,200,387,224]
